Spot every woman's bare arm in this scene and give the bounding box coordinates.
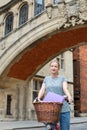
[38,82,46,100]
[63,81,73,103]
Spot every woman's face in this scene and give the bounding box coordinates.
[50,61,59,75]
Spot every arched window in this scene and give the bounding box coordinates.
[19,3,28,26]
[5,13,13,35]
[34,0,44,16]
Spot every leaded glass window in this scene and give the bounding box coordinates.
[57,53,64,69]
[34,0,44,16]
[32,77,43,101]
[19,3,28,26]
[5,13,13,35]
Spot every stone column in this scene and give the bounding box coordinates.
[24,83,30,120]
[0,22,4,39]
[28,0,34,19]
[13,12,18,30]
[15,85,20,120]
[19,86,25,120]
[25,80,33,120]
[22,85,27,120]
[0,23,6,50]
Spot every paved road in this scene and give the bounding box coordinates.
[70,123,87,130]
[15,123,87,130]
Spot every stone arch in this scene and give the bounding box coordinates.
[5,25,87,80]
[18,1,29,11]
[3,11,14,22]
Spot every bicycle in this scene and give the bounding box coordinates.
[45,122,60,130]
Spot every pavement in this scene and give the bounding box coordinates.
[0,117,87,130]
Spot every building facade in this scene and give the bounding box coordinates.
[0,50,74,121]
[0,0,87,121]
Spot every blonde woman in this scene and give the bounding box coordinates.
[38,58,73,130]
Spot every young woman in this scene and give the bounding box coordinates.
[37,58,73,130]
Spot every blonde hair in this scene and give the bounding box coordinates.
[50,58,60,68]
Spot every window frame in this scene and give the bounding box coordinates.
[5,13,14,35]
[57,53,65,70]
[34,0,44,16]
[19,3,28,26]
[32,76,44,101]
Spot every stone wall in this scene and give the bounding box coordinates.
[0,0,87,120]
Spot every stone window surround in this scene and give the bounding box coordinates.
[0,0,67,38]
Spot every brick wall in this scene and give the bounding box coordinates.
[73,45,87,115]
[79,45,87,113]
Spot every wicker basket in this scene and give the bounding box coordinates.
[33,102,62,123]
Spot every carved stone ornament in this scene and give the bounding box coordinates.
[63,15,86,28]
[46,3,53,19]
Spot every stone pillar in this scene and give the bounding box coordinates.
[15,82,28,120]
[0,22,6,50]
[13,12,18,30]
[22,85,27,120]
[28,0,34,19]
[25,83,30,120]
[19,86,25,120]
[0,22,4,39]
[25,80,33,120]
[15,85,20,120]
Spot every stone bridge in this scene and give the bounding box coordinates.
[0,0,87,80]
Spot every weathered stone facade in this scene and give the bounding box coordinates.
[0,51,74,121]
[0,0,87,120]
[0,0,87,79]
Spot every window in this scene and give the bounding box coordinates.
[5,13,13,35]
[54,0,59,4]
[19,3,28,26]
[34,0,44,16]
[6,95,12,115]
[32,77,43,101]
[57,53,64,69]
